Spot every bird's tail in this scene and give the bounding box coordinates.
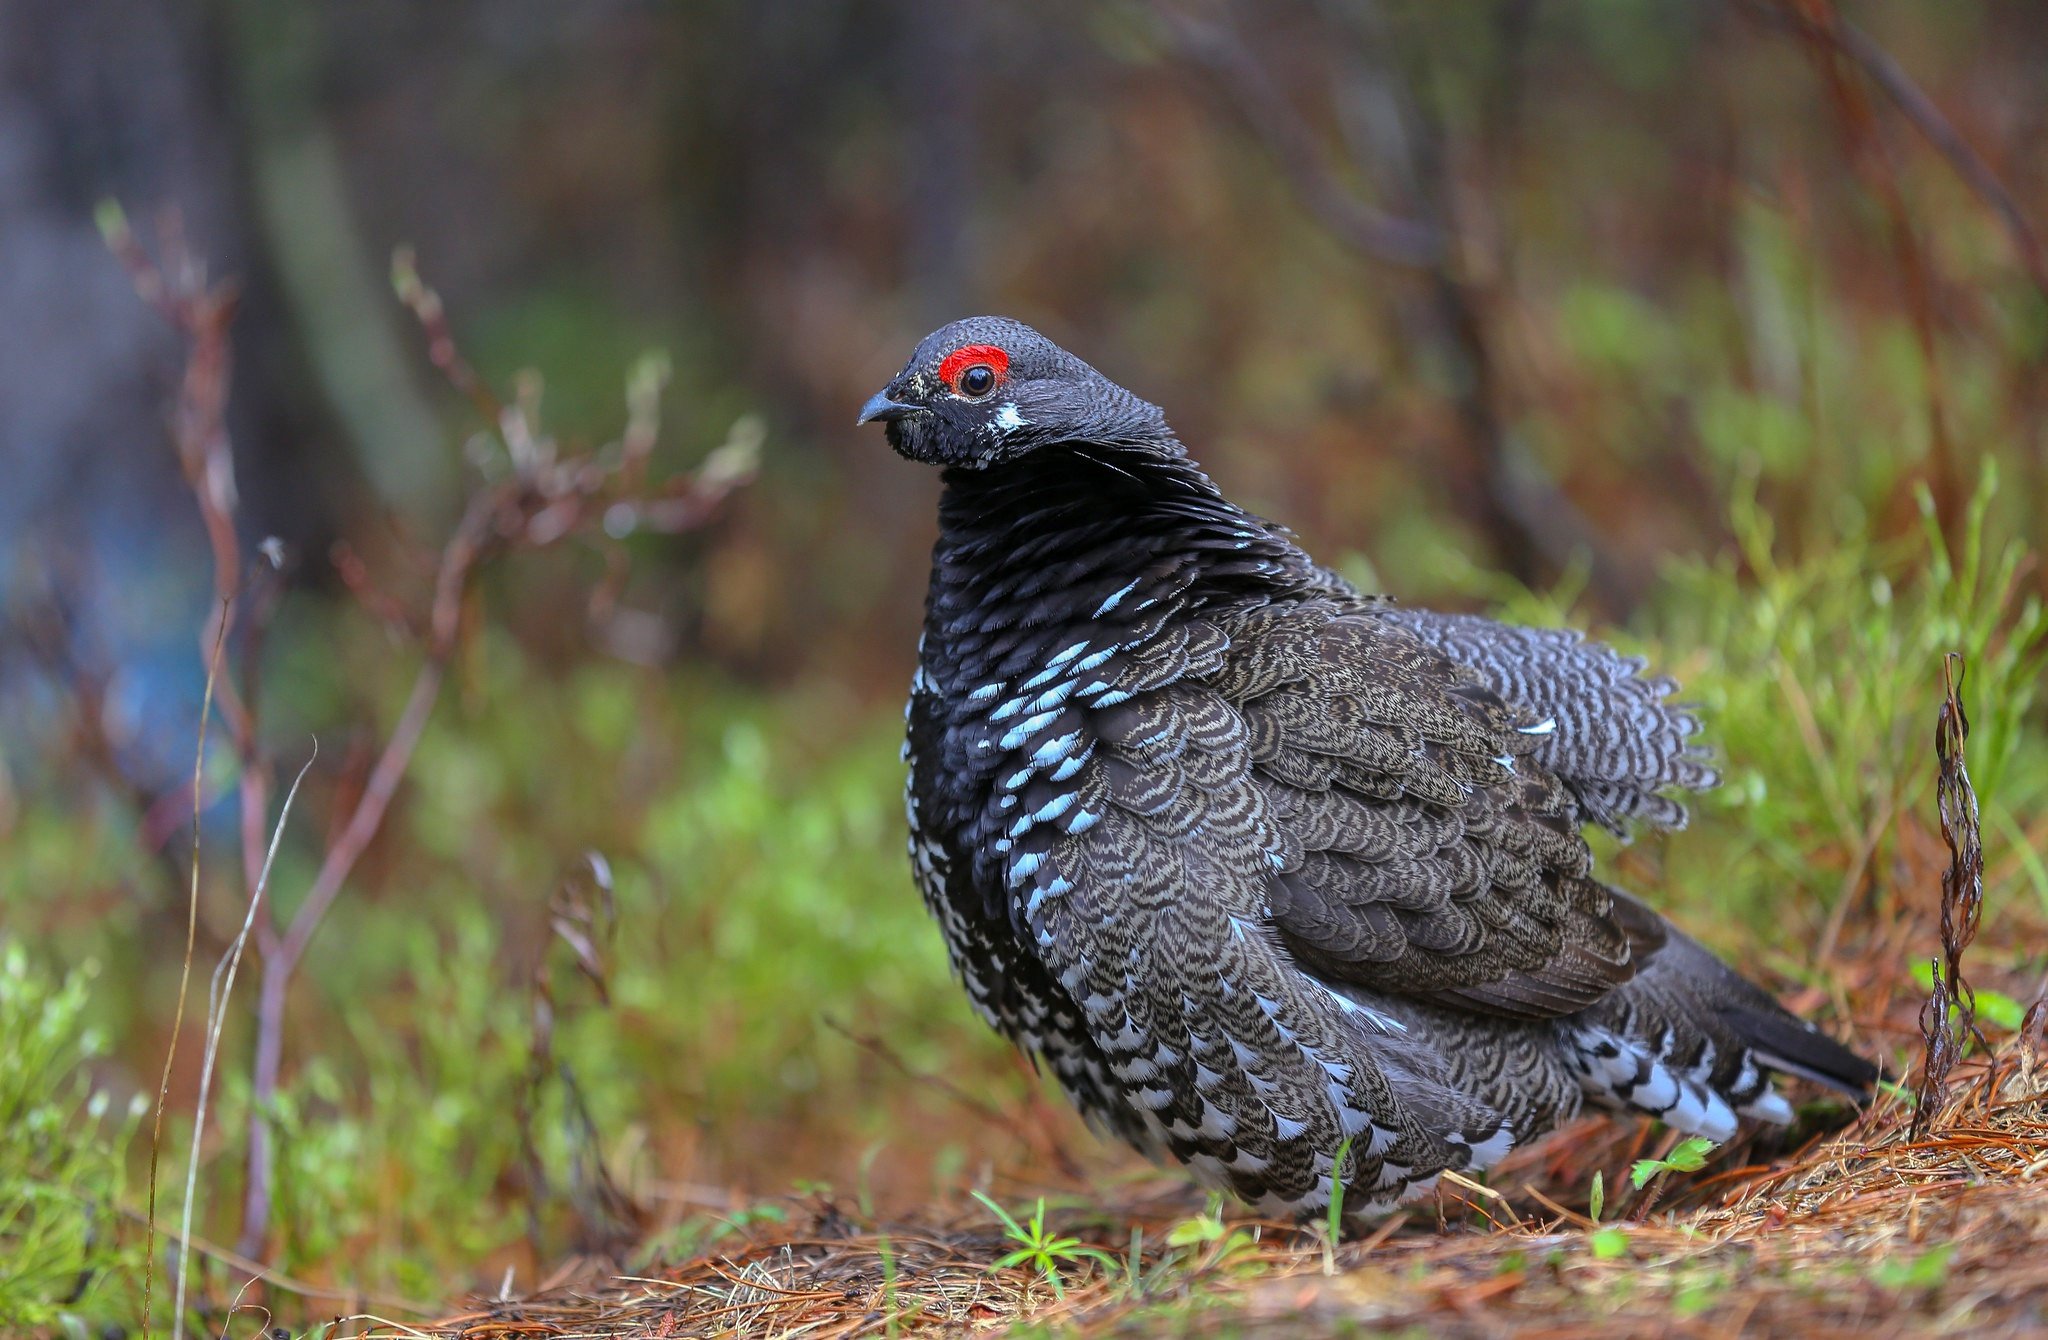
[1557,888,1877,1141]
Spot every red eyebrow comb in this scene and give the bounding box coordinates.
[938,344,1010,388]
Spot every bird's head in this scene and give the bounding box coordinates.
[856,316,1173,468]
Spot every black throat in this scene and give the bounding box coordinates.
[920,439,1309,712]
[909,437,1325,907]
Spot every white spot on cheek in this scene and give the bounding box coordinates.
[994,402,1028,432]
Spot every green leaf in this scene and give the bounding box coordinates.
[1326,1133,1355,1246]
[1908,961,2028,1029]
[1589,1227,1630,1260]
[1166,1214,1226,1248]
[1631,1136,1719,1188]
[1588,1170,1605,1224]
[1665,1137,1715,1172]
[971,1190,1028,1242]
[1979,989,2027,1031]
[1872,1243,1954,1292]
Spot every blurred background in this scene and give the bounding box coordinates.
[3,0,2045,1325]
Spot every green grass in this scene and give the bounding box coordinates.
[971,1191,1122,1300]
[2,453,2042,1330]
[0,947,145,1331]
[182,659,1008,1294]
[1654,464,2048,983]
[1459,460,2048,995]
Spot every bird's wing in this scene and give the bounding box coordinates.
[995,598,1653,1026]
[1377,608,1719,833]
[1203,600,1658,1018]
[985,608,1516,1199]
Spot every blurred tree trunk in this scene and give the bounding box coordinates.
[0,0,346,773]
[218,0,451,512]
[1332,0,1640,614]
[904,0,975,325]
[1169,0,1640,615]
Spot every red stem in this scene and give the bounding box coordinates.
[237,654,449,1256]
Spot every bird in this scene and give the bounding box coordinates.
[857,315,1876,1222]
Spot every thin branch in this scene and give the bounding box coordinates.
[1755,2,2048,297]
[1766,0,1963,538]
[175,747,315,1340]
[101,200,278,921]
[391,245,504,424]
[275,485,492,977]
[106,209,757,1269]
[1156,10,1443,268]
[234,254,757,1260]
[141,603,227,1340]
[1844,25,2048,293]
[6,575,190,887]
[1159,2,1633,609]
[240,647,449,1258]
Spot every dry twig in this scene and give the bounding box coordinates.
[1754,0,2048,299]
[1914,652,1984,1137]
[103,211,757,1276]
[1155,3,1633,612]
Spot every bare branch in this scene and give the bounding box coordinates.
[100,202,278,903]
[1157,2,1635,610]
[1760,0,1963,543]
[1156,9,1443,268]
[1751,2,2048,297]
[233,253,756,1261]
[105,210,755,1271]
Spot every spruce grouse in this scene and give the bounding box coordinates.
[859,316,1875,1221]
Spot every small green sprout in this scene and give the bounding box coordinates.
[1588,1170,1605,1223]
[1322,1133,1356,1273]
[1872,1243,1956,1292]
[1630,1136,1719,1189]
[877,1233,901,1338]
[1165,1193,1232,1249]
[971,1191,1120,1299]
[1161,1192,1262,1273]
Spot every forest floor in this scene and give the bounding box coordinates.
[339,637,2048,1339]
[369,1037,2048,1339]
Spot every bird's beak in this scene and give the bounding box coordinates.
[856,388,921,426]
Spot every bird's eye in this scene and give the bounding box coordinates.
[958,364,996,398]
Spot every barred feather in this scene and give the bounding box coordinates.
[1378,609,1720,833]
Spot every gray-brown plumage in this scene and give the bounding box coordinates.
[860,317,1875,1221]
